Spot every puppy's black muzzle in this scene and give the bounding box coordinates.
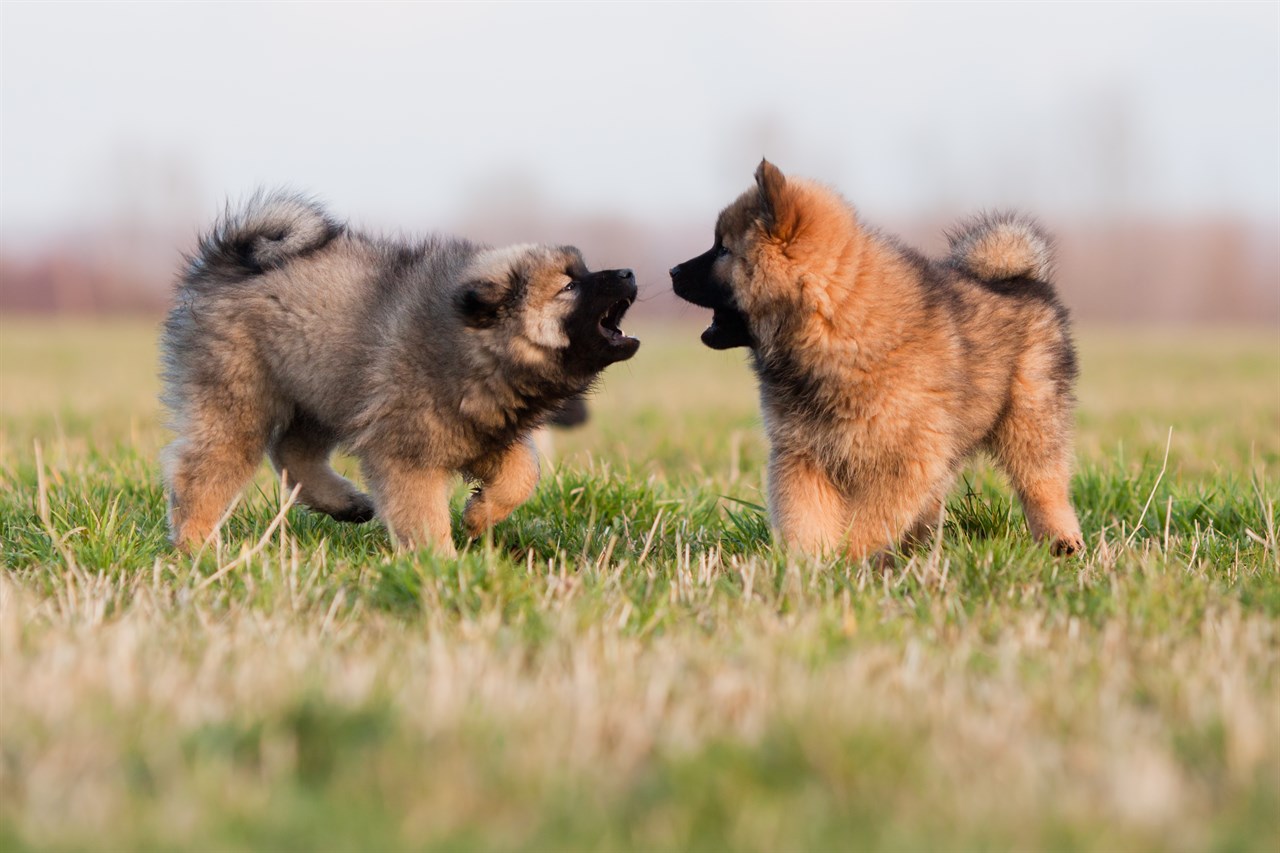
[670,247,721,308]
[670,246,753,350]
[563,267,640,370]
[611,268,639,302]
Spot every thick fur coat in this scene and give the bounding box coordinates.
[161,191,639,553]
[672,161,1084,559]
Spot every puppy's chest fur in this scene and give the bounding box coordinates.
[752,348,847,430]
[366,365,578,468]
[456,370,581,449]
[752,345,895,470]
[748,291,992,488]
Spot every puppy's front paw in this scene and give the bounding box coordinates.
[463,497,493,540]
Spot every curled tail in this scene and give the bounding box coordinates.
[186,190,342,283]
[947,211,1054,282]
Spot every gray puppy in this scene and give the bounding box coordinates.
[161,191,639,554]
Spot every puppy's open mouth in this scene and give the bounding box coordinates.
[598,298,637,346]
[701,306,752,350]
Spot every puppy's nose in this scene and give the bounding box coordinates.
[616,268,634,281]
[669,264,681,278]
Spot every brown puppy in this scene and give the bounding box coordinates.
[161,191,639,554]
[671,161,1084,560]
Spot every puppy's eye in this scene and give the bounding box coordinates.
[717,245,731,258]
[561,280,577,293]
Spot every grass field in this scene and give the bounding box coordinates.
[1,318,1278,851]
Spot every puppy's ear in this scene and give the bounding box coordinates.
[457,275,512,328]
[755,159,798,242]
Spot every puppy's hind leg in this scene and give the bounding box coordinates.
[988,359,1085,556]
[164,399,275,552]
[269,412,374,523]
[463,437,540,539]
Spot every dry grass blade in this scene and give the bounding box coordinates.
[637,508,664,565]
[33,440,79,572]
[195,482,302,592]
[1125,426,1173,549]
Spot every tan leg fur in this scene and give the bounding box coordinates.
[988,402,1085,556]
[164,408,273,552]
[362,459,457,556]
[463,438,540,539]
[768,453,849,555]
[268,416,374,523]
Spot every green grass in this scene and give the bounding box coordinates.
[1,318,1278,851]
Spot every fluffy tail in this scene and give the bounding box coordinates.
[187,190,341,282]
[946,211,1054,282]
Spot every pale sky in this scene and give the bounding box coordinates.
[2,1,1277,242]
